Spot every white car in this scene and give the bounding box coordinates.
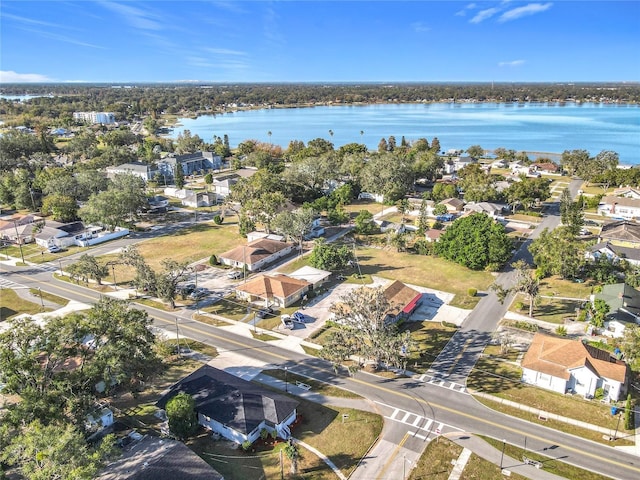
[227,270,242,279]
[281,315,294,329]
[47,245,61,253]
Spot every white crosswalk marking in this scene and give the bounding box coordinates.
[375,401,462,440]
[415,373,468,394]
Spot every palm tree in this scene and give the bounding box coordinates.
[328,129,334,139]
[267,131,272,144]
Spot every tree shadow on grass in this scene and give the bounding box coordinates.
[0,306,17,321]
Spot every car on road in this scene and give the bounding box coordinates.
[227,270,242,279]
[189,288,209,300]
[47,245,62,253]
[281,314,294,329]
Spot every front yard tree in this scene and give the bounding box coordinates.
[504,176,550,212]
[284,439,300,475]
[272,207,315,252]
[354,209,376,234]
[491,260,540,317]
[326,286,413,371]
[41,193,78,222]
[155,259,191,308]
[166,392,198,440]
[622,324,640,367]
[559,188,584,235]
[174,163,185,189]
[436,213,512,270]
[73,254,109,285]
[529,227,585,279]
[308,238,354,271]
[1,420,116,480]
[466,145,484,158]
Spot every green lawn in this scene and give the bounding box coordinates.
[510,294,584,324]
[467,352,635,445]
[401,321,458,372]
[538,276,593,299]
[0,288,50,321]
[354,247,494,305]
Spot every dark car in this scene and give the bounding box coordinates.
[256,306,274,318]
[180,284,196,296]
[189,288,209,300]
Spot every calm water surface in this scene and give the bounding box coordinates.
[171,103,640,164]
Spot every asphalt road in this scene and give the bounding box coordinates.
[4,180,639,479]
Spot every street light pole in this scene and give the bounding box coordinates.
[500,439,506,470]
[284,366,288,393]
[111,264,117,290]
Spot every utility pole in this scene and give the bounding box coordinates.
[38,287,44,310]
[12,220,25,264]
[175,317,180,357]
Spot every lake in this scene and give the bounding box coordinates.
[170,102,640,164]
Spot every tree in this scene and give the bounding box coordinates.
[308,238,354,271]
[72,254,109,285]
[466,145,484,158]
[354,209,377,234]
[166,393,198,440]
[588,299,610,328]
[433,203,448,216]
[1,420,116,480]
[431,183,457,202]
[624,393,634,430]
[560,149,590,176]
[396,198,409,224]
[529,227,585,279]
[504,176,550,212]
[436,213,512,270]
[156,259,191,308]
[622,324,640,366]
[175,129,204,154]
[41,193,78,222]
[174,163,185,189]
[491,260,539,317]
[378,137,388,153]
[272,208,315,253]
[204,172,213,190]
[559,188,584,235]
[325,286,413,371]
[284,439,300,475]
[430,137,441,154]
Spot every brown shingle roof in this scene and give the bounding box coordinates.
[521,333,627,383]
[220,238,293,266]
[600,220,640,244]
[236,274,310,300]
[383,280,421,317]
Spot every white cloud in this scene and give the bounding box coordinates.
[2,13,68,29]
[204,48,247,56]
[99,1,162,31]
[0,71,53,83]
[22,28,106,49]
[470,7,500,24]
[456,3,477,16]
[411,22,431,33]
[498,60,525,67]
[498,2,553,22]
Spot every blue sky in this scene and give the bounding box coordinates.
[1,1,638,83]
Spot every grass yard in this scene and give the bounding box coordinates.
[188,394,382,480]
[343,200,384,217]
[510,294,584,324]
[467,352,635,444]
[0,288,51,321]
[262,369,363,399]
[401,321,458,372]
[354,246,494,305]
[481,436,615,480]
[538,276,593,299]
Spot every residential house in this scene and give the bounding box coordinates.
[85,406,114,435]
[587,242,640,267]
[181,191,217,208]
[33,221,86,248]
[439,197,465,214]
[287,266,332,290]
[463,202,506,219]
[425,229,444,243]
[246,231,286,243]
[374,219,404,233]
[599,220,640,247]
[358,192,385,203]
[73,111,115,124]
[0,214,43,244]
[597,196,640,220]
[219,238,295,272]
[106,162,158,181]
[383,280,422,323]
[532,162,560,174]
[235,274,311,308]
[521,333,628,401]
[612,187,640,200]
[157,365,299,444]
[97,436,224,480]
[158,151,222,179]
[212,173,240,198]
[592,283,640,323]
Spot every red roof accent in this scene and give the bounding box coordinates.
[402,294,422,314]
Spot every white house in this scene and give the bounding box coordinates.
[157,365,299,444]
[218,238,295,272]
[521,333,628,401]
[587,242,640,267]
[463,202,506,219]
[598,196,640,220]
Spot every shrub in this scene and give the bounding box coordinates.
[594,387,605,400]
[213,215,223,225]
[209,254,218,266]
[512,320,538,332]
[555,325,567,336]
[514,301,525,311]
[624,394,634,430]
[467,288,477,297]
[260,428,269,441]
[241,440,252,451]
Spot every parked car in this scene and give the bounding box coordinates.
[47,245,61,253]
[292,311,305,323]
[436,214,456,222]
[281,315,294,329]
[227,270,242,279]
[189,288,209,300]
[180,283,196,295]
[256,306,274,318]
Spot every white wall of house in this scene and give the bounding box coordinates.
[521,368,567,394]
[568,366,600,398]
